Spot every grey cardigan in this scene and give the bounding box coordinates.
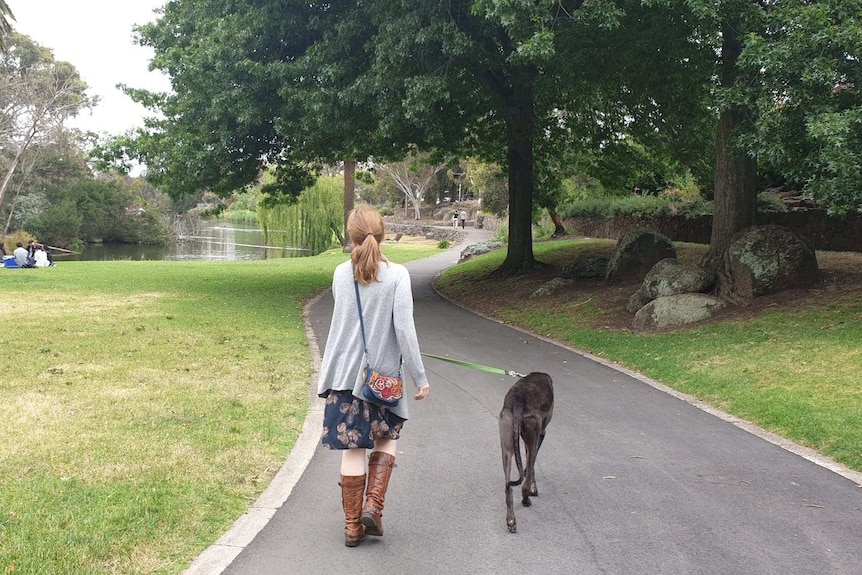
[316,259,429,420]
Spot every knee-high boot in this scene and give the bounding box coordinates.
[361,452,396,537]
[340,474,366,547]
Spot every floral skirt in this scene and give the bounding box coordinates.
[321,390,405,450]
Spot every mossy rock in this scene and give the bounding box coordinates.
[726,225,818,300]
[606,228,676,283]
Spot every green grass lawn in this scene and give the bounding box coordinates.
[0,240,440,575]
[436,239,862,473]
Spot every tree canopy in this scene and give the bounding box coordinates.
[118,0,716,274]
[740,0,862,213]
[1,33,93,213]
[0,0,13,53]
[109,0,862,275]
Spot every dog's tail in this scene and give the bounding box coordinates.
[508,403,525,487]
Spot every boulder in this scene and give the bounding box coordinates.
[606,228,676,283]
[626,290,651,314]
[633,293,726,330]
[627,258,714,313]
[531,278,574,298]
[725,225,818,299]
[562,257,609,279]
[641,258,714,300]
[459,241,504,262]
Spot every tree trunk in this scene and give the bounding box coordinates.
[0,113,41,210]
[499,73,537,276]
[3,159,35,234]
[702,15,757,273]
[707,110,757,261]
[548,208,566,237]
[0,140,29,210]
[343,157,356,247]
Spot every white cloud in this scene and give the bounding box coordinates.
[10,0,172,136]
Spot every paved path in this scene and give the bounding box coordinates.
[188,227,862,575]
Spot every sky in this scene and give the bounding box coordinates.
[10,0,173,136]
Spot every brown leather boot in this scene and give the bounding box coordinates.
[361,452,396,537]
[340,474,366,547]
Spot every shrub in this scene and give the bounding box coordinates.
[492,221,509,243]
[757,191,788,212]
[24,198,83,247]
[661,172,702,202]
[558,195,715,220]
[437,239,451,249]
[532,214,557,240]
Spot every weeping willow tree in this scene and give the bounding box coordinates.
[258,176,345,256]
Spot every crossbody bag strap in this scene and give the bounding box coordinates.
[353,279,369,358]
[353,277,403,375]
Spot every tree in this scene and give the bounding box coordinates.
[375,153,444,220]
[0,0,13,53]
[110,0,390,244]
[258,176,344,255]
[25,173,170,248]
[0,33,93,212]
[466,159,508,217]
[740,0,862,213]
[2,131,91,234]
[360,0,714,274]
[118,1,716,274]
[682,1,764,270]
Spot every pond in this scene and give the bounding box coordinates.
[58,221,309,262]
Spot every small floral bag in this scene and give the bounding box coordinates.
[354,280,404,407]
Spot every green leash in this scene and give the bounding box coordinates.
[421,352,526,378]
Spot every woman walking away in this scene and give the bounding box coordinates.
[317,205,430,547]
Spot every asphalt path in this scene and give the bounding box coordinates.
[189,228,862,575]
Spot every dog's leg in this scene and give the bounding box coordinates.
[521,416,542,504]
[499,411,518,533]
[533,428,548,496]
[505,478,516,533]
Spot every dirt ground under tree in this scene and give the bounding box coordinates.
[442,238,862,333]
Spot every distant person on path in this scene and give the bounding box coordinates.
[317,205,430,547]
[452,213,458,229]
[460,209,467,229]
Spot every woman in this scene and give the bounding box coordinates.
[317,205,431,547]
[33,244,50,267]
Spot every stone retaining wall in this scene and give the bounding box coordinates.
[566,210,862,253]
[385,221,466,243]
[477,215,503,232]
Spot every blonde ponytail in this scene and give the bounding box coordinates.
[347,206,386,284]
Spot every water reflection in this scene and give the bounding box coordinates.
[61,221,310,262]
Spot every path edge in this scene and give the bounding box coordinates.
[180,290,328,575]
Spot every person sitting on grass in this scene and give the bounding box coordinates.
[33,244,51,267]
[0,243,13,267]
[13,242,31,267]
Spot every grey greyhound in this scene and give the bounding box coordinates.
[499,372,554,533]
